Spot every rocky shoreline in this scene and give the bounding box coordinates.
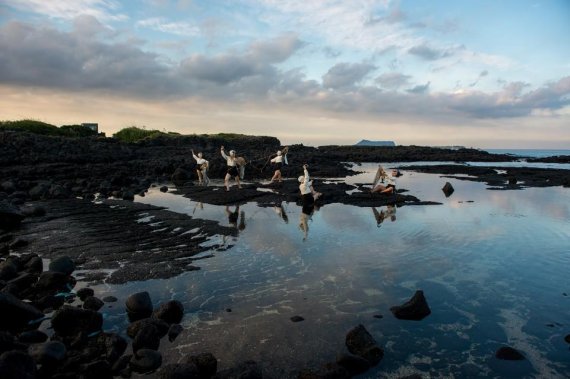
[2,130,569,378]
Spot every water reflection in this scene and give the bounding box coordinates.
[299,204,319,242]
[372,204,397,227]
[120,166,570,378]
[225,205,246,232]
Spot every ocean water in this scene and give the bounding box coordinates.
[485,149,570,158]
[88,163,570,378]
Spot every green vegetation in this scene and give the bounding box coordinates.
[112,126,167,143]
[0,119,98,137]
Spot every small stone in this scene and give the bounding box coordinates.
[442,182,454,197]
[159,186,168,193]
[226,308,232,312]
[390,290,431,321]
[290,315,305,322]
[126,292,153,321]
[373,314,383,319]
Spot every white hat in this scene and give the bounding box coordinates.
[277,150,282,156]
[230,150,236,155]
[298,175,304,183]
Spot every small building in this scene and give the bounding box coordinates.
[81,123,98,133]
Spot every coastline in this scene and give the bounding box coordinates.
[1,130,569,378]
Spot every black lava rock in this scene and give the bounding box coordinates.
[83,296,104,312]
[48,256,76,275]
[51,306,103,337]
[495,346,525,360]
[345,324,383,366]
[390,290,431,321]
[442,182,454,197]
[126,291,153,321]
[153,300,184,325]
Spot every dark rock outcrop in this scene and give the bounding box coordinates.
[345,324,383,366]
[390,290,431,321]
[495,346,525,360]
[51,306,103,337]
[126,291,153,321]
[153,300,184,325]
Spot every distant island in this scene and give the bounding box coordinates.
[355,139,396,146]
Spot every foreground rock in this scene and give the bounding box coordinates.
[345,324,384,366]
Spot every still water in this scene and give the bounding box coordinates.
[94,163,570,378]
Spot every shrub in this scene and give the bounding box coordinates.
[112,126,165,143]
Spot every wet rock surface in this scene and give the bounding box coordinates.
[390,290,432,321]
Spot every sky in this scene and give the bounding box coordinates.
[0,0,569,148]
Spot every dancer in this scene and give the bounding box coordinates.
[191,150,209,185]
[269,147,288,183]
[298,164,322,205]
[221,146,241,191]
[372,168,398,194]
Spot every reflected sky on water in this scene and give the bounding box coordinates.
[94,164,570,378]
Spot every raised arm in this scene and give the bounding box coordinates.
[192,150,199,161]
[221,146,229,160]
[303,164,310,183]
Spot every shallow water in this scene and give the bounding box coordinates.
[91,164,570,378]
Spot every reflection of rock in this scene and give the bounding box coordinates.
[336,352,371,376]
[345,324,384,366]
[390,290,431,321]
[442,182,454,197]
[495,346,525,360]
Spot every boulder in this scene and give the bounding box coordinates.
[122,191,135,201]
[153,300,184,324]
[160,186,169,193]
[18,330,48,344]
[28,341,67,365]
[79,360,112,379]
[0,261,18,281]
[127,318,169,339]
[0,201,24,230]
[28,183,50,200]
[0,331,26,354]
[130,349,162,374]
[0,350,37,379]
[126,291,153,321]
[77,287,95,301]
[132,324,160,353]
[51,306,103,337]
[35,271,75,293]
[23,256,43,274]
[390,290,431,321]
[0,292,44,331]
[83,296,104,311]
[345,324,383,366]
[186,352,217,378]
[158,363,200,379]
[48,256,76,275]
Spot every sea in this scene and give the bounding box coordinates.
[72,161,570,378]
[484,149,570,158]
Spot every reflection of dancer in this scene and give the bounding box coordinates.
[269,147,288,184]
[191,150,209,186]
[226,205,246,232]
[372,168,398,194]
[372,204,396,227]
[298,164,322,206]
[192,202,204,215]
[274,202,289,224]
[221,146,242,191]
[299,204,314,242]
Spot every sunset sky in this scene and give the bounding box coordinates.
[1,0,569,147]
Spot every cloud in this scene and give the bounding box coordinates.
[376,72,412,89]
[5,0,128,22]
[0,19,177,96]
[407,82,431,94]
[179,34,303,84]
[136,17,200,36]
[408,43,456,60]
[322,62,376,89]
[1,19,569,123]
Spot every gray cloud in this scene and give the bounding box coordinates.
[406,82,431,94]
[408,44,456,60]
[322,62,376,89]
[1,18,569,122]
[179,34,303,84]
[376,72,412,89]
